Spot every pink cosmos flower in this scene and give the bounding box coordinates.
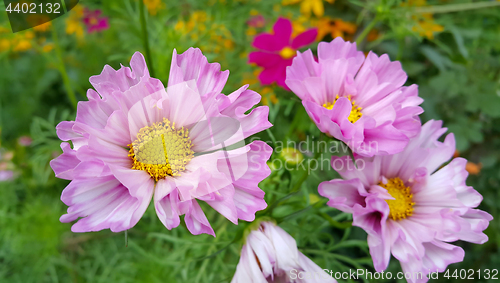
[318,120,492,283]
[0,170,14,181]
[50,48,273,236]
[232,221,336,283]
[286,37,423,157]
[247,15,266,28]
[249,17,317,90]
[18,135,32,147]
[83,8,109,33]
[0,151,15,182]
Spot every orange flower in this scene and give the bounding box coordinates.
[465,162,481,175]
[367,29,380,42]
[316,17,356,41]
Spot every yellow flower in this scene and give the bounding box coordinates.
[241,69,261,86]
[174,20,185,31]
[402,0,444,39]
[291,16,316,37]
[249,9,260,16]
[260,87,279,105]
[13,39,32,52]
[412,18,444,39]
[192,11,208,22]
[0,39,10,52]
[143,0,164,15]
[27,15,52,32]
[283,0,335,18]
[316,17,356,41]
[66,19,84,38]
[65,5,84,38]
[33,22,52,32]
[223,39,234,49]
[42,43,54,53]
[246,27,257,36]
[24,31,35,39]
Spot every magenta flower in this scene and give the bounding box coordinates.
[318,120,492,282]
[286,38,423,157]
[232,222,336,283]
[247,14,266,28]
[249,17,317,90]
[50,49,273,236]
[83,8,109,33]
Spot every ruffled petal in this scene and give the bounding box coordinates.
[318,178,368,213]
[89,52,150,98]
[183,199,215,236]
[60,175,153,232]
[168,48,229,98]
[50,142,81,180]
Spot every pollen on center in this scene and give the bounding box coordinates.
[323,94,363,123]
[279,46,296,59]
[128,118,194,181]
[378,177,415,221]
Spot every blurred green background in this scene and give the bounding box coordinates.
[0,0,499,282]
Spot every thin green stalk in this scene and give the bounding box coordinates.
[318,211,352,229]
[355,17,378,45]
[139,1,155,78]
[413,1,500,14]
[52,27,77,109]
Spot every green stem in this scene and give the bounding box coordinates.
[261,148,323,215]
[412,1,500,14]
[318,211,352,229]
[139,1,155,78]
[52,27,77,109]
[355,17,378,45]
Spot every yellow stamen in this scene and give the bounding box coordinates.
[128,118,194,181]
[323,95,363,123]
[378,177,415,221]
[279,46,296,59]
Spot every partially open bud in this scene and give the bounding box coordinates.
[280,147,304,166]
[231,221,336,283]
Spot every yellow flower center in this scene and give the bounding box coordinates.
[279,46,296,59]
[378,177,415,221]
[128,118,194,181]
[323,95,363,123]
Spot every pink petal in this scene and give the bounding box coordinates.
[50,142,80,180]
[169,48,229,98]
[183,200,215,236]
[60,175,153,232]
